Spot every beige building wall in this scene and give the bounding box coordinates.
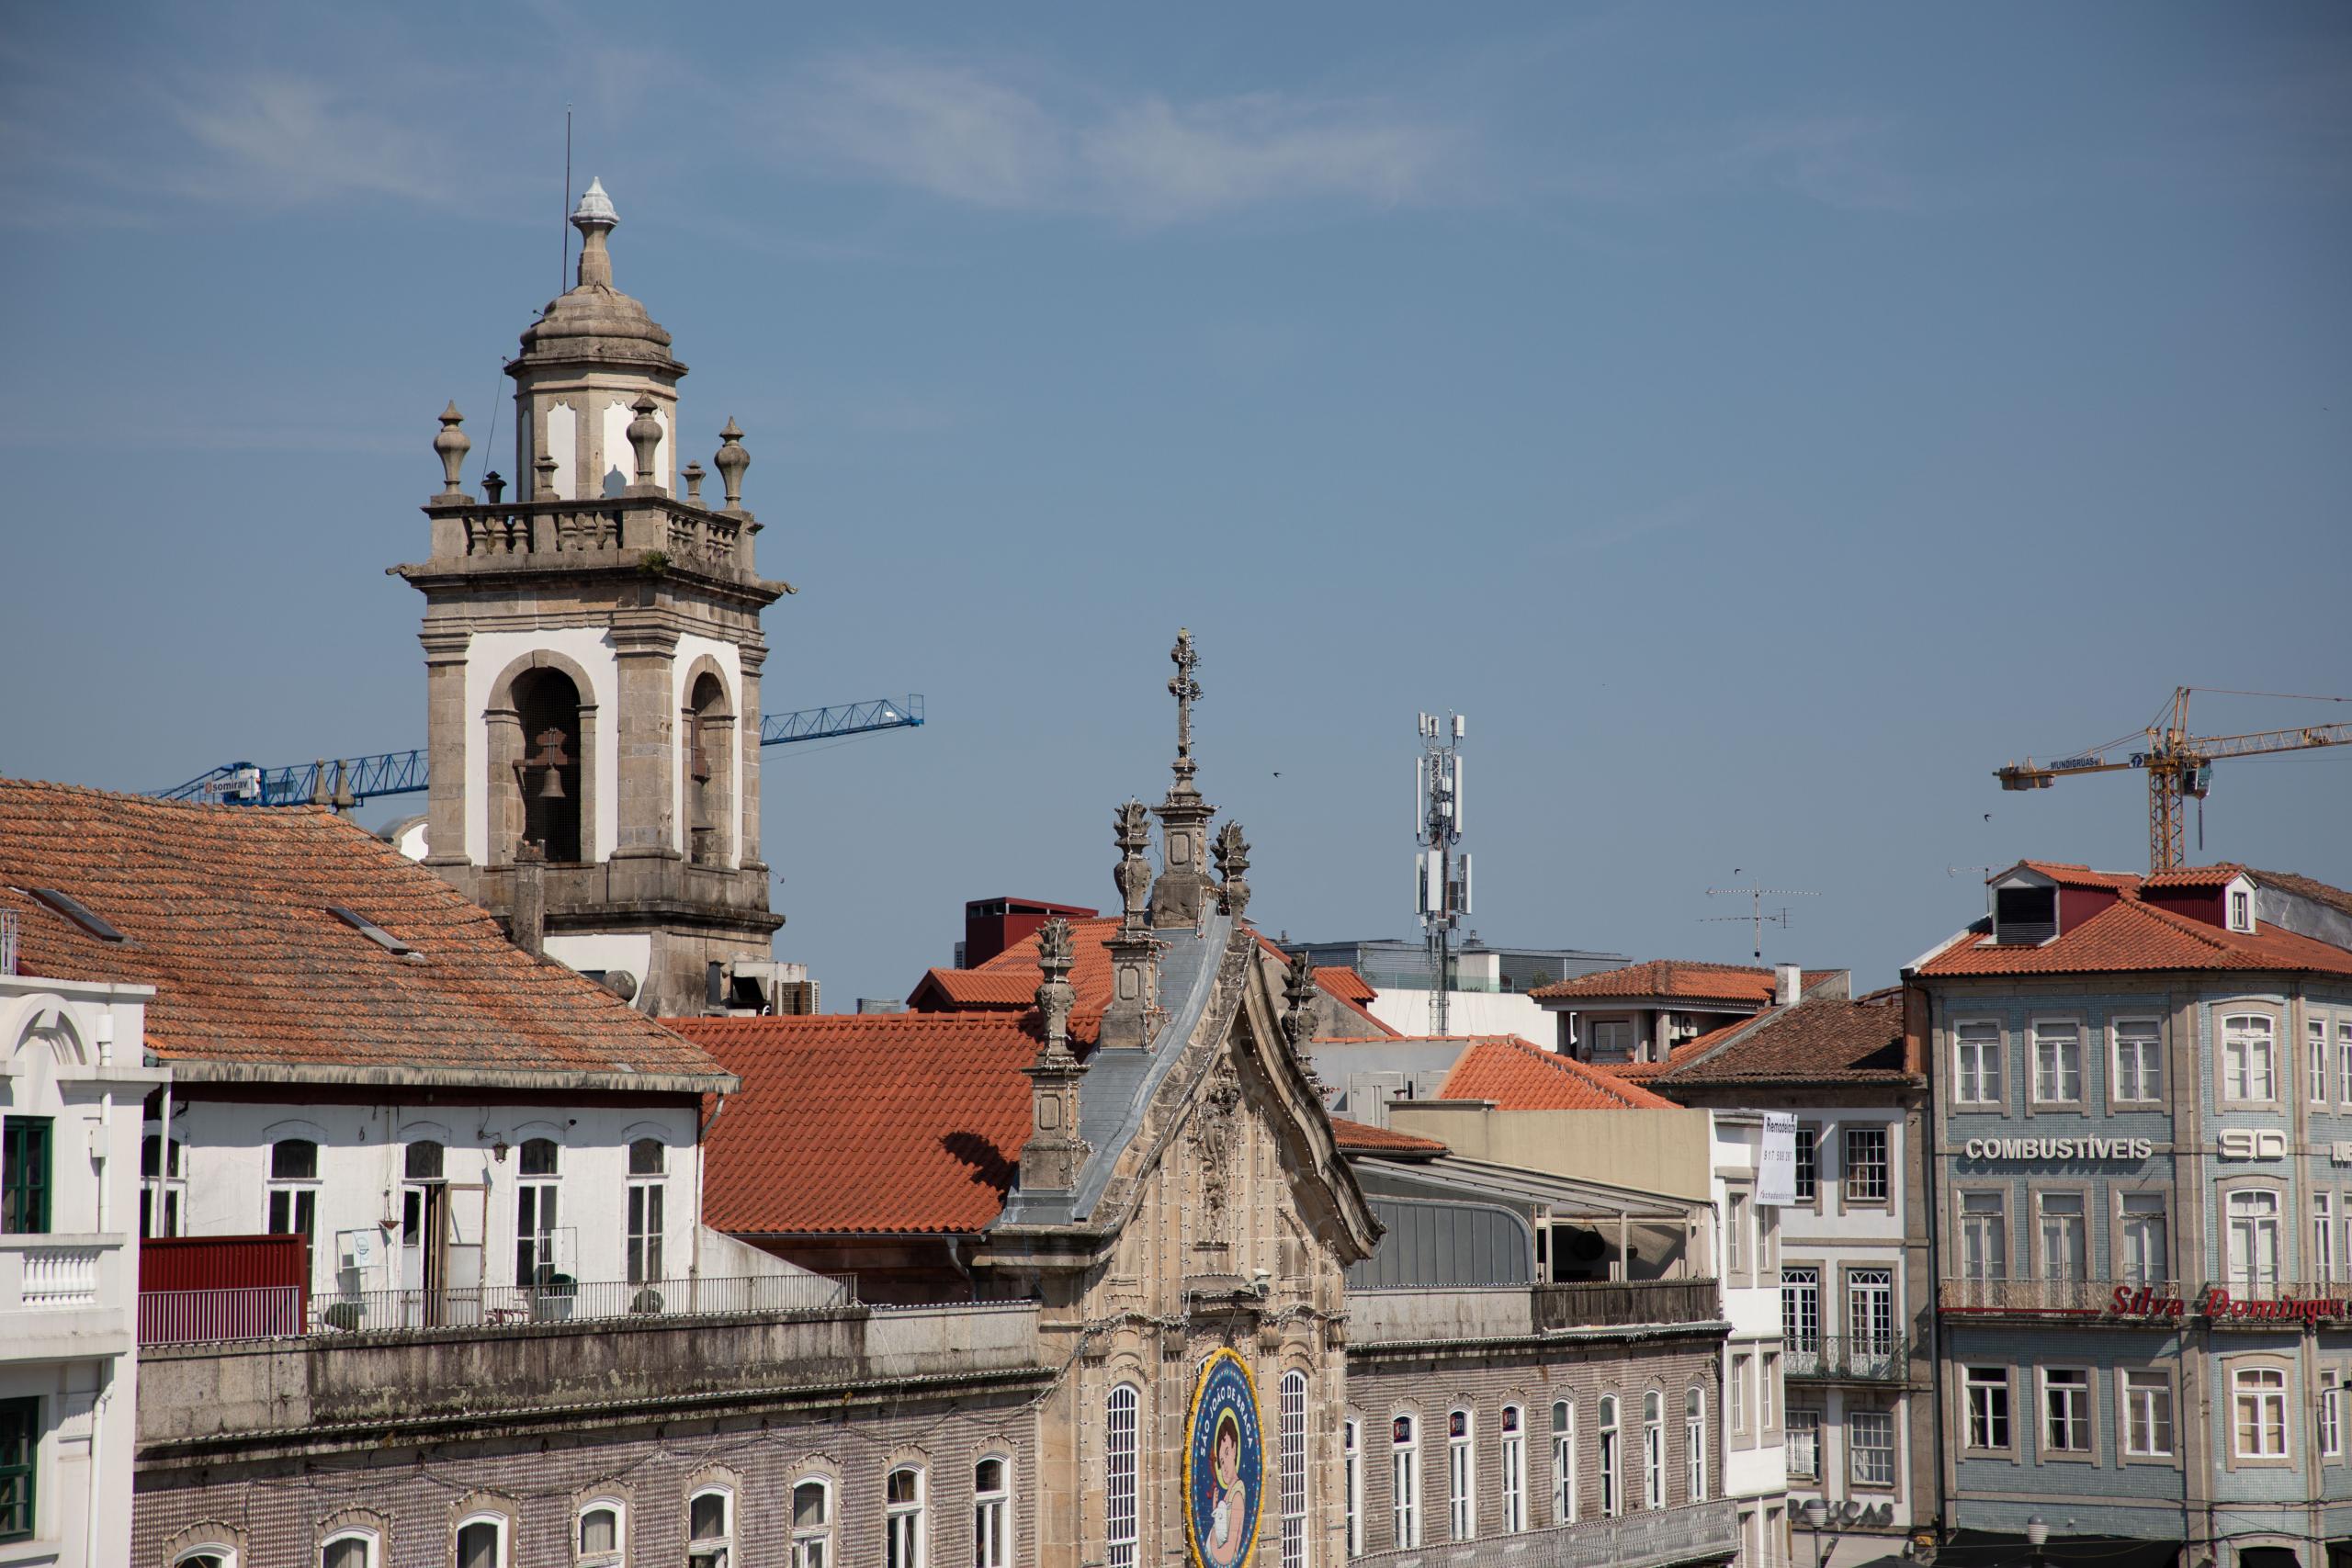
[1386,1104,1715,1202]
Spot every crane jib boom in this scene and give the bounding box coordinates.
[1992,686,2349,871]
[152,694,924,808]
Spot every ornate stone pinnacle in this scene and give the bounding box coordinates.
[714,418,749,509]
[682,460,705,504]
[627,394,662,488]
[1114,799,1152,933]
[571,176,618,289]
[533,452,560,501]
[1034,916,1078,1064]
[1214,820,1251,919]
[1282,950,1320,1049]
[434,401,469,496]
[1168,626,1204,781]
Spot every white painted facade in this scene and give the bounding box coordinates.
[1363,987,1554,1042]
[669,630,743,865]
[0,968,165,1568]
[1708,1111,1792,1568]
[148,1096,705,1312]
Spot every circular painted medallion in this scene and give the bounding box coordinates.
[1184,1348,1264,1568]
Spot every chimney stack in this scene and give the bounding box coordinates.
[511,845,547,959]
[1774,963,1802,1007]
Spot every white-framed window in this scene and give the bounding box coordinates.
[2121,1193,2169,1284]
[1726,1192,1747,1273]
[2230,887,2253,931]
[1964,1367,2010,1450]
[688,1487,733,1568]
[1684,1389,1706,1502]
[2233,1367,2288,1458]
[1343,1418,1363,1558]
[2223,1014,2277,1102]
[322,1532,377,1568]
[2041,1369,2092,1453]
[791,1478,833,1568]
[1961,1191,2007,1280]
[1843,1126,1889,1203]
[1447,1407,1476,1540]
[2338,1020,2352,1105]
[1785,1409,1819,1480]
[2030,1021,2081,1103]
[2039,1192,2088,1281]
[574,1503,622,1568]
[516,1137,560,1287]
[456,1515,508,1568]
[1498,1404,1526,1533]
[1597,1396,1622,1518]
[2113,1018,2163,1103]
[1280,1372,1309,1568]
[1728,1356,1747,1436]
[1390,1414,1420,1548]
[884,1467,925,1568]
[2321,1373,2344,1461]
[141,1127,186,1238]
[1782,1266,1820,1353]
[1849,1408,1895,1486]
[1847,1269,1895,1357]
[627,1138,666,1284]
[1792,1124,1817,1203]
[2312,1020,2330,1106]
[267,1137,319,1240]
[1589,1020,1634,1060]
[1642,1392,1665,1509]
[1760,1355,1778,1432]
[974,1461,1010,1568]
[2121,1370,2173,1458]
[1954,1021,2004,1106]
[2228,1189,2282,1291]
[1108,1386,1140,1568]
[2317,1194,2337,1283]
[1549,1401,1577,1525]
[174,1548,236,1568]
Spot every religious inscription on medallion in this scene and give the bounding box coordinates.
[1185,1348,1263,1568]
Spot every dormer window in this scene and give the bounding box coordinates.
[2229,888,2253,932]
[1993,886,2057,945]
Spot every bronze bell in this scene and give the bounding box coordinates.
[537,763,567,802]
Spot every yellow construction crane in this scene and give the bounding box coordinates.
[1996,686,2352,873]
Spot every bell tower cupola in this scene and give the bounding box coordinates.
[393,178,789,1017]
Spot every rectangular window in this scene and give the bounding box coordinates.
[1108,1388,1139,1568]
[2313,1019,2331,1107]
[1392,1416,1420,1548]
[1847,1269,1895,1357]
[2322,1374,2343,1461]
[1499,1406,1525,1534]
[2318,1194,2337,1284]
[2122,1371,2173,1457]
[1965,1368,2010,1450]
[2039,1193,2088,1282]
[2228,1190,2282,1292]
[1343,1420,1362,1558]
[2224,1015,2277,1102]
[2032,1021,2082,1103]
[2338,1021,2352,1105]
[1730,1356,1748,1435]
[1842,1127,1889,1204]
[1792,1123,1817,1203]
[1954,1022,2004,1106]
[1726,1192,1747,1273]
[1849,1410,1895,1487]
[627,1181,663,1284]
[1962,1191,2007,1281]
[2042,1370,2092,1453]
[1760,1355,1778,1431]
[0,1396,34,1543]
[2233,1368,2288,1458]
[1,1119,52,1235]
[2121,1194,2170,1285]
[516,1181,559,1287]
[2114,1019,2163,1102]
[1549,1403,1576,1526]
[266,1185,316,1240]
[1643,1395,1665,1510]
[1785,1410,1819,1480]
[1782,1267,1820,1354]
[1280,1374,1308,1568]
[1447,1410,1475,1540]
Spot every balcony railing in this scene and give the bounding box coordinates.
[1783,1335,1907,1382]
[140,1271,856,1347]
[1534,1279,1720,1331]
[1353,1498,1738,1568]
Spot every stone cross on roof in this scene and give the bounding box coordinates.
[1168,627,1203,789]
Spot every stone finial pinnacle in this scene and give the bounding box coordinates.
[1282,950,1320,1048]
[571,176,618,289]
[1035,914,1078,1061]
[714,419,749,510]
[627,393,663,489]
[434,401,469,496]
[1214,819,1251,919]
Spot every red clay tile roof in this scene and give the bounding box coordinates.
[2252,869,2352,919]
[1437,1036,1678,1111]
[2015,861,2143,890]
[1659,988,1913,1085]
[2142,864,2246,889]
[672,1013,1040,1235]
[905,967,1035,1010]
[0,780,729,1086]
[1329,1117,1448,1157]
[1315,966,1377,1005]
[1529,959,1777,1005]
[1916,894,2352,980]
[1598,1020,1752,1081]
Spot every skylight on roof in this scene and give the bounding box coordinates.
[325,905,418,958]
[26,887,126,943]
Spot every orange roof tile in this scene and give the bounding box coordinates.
[1437,1036,1678,1111]
[1659,988,1913,1085]
[1529,958,1830,1006]
[1315,966,1376,1005]
[0,780,728,1085]
[2142,864,2246,890]
[673,1013,1041,1235]
[906,967,1035,1010]
[2253,869,2352,919]
[2014,860,2143,890]
[1916,897,2352,979]
[1329,1117,1448,1157]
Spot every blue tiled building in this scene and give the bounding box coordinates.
[1908,861,2352,1568]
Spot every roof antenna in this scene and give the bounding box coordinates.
[560,104,573,299]
[1701,883,1818,964]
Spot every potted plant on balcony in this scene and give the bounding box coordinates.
[322,1299,366,1333]
[532,1272,577,1322]
[629,1285,664,1315]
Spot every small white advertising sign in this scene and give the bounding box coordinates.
[1758,1113,1798,1206]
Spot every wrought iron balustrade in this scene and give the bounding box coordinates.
[1781,1334,1907,1381]
[1351,1498,1738,1568]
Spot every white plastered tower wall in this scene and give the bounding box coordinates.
[0,972,166,1568]
[395,178,786,1016]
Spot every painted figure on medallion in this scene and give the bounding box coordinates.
[1185,1348,1263,1568]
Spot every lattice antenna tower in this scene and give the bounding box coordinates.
[1702,884,1818,964]
[1414,712,1472,1034]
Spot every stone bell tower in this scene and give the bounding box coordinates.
[393,178,787,1016]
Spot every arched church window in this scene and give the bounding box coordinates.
[686,671,731,865]
[512,667,584,863]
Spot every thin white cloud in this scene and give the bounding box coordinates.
[175,73,454,206]
[771,53,1463,224]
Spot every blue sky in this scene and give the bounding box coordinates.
[4,3,2347,1007]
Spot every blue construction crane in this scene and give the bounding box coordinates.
[153,694,924,807]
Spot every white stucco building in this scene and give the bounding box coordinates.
[0,941,165,1566]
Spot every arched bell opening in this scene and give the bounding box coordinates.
[511,667,585,863]
[684,669,734,866]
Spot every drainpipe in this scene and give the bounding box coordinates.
[84,1382,107,1568]
[1911,974,1949,1544]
